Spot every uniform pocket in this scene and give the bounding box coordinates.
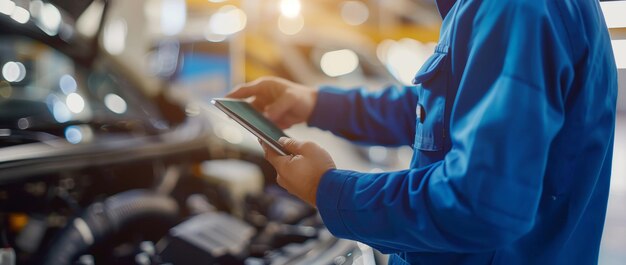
[412,48,449,153]
[412,52,447,85]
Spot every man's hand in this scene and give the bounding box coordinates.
[227,77,318,129]
[261,137,336,207]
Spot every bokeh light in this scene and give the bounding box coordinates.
[208,5,247,36]
[278,14,304,35]
[103,18,128,55]
[66,93,85,114]
[64,126,83,144]
[2,61,26,83]
[341,1,369,26]
[320,49,359,77]
[10,6,30,24]
[104,93,128,114]
[59,74,77,94]
[280,0,301,18]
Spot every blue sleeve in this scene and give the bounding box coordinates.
[308,85,419,146]
[316,2,572,253]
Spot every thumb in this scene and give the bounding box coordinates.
[278,137,304,155]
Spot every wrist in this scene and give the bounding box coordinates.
[309,167,335,207]
[304,89,318,123]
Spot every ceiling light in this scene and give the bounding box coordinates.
[280,0,301,18]
[320,49,359,77]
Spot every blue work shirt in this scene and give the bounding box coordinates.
[309,0,618,264]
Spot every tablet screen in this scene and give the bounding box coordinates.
[214,99,287,143]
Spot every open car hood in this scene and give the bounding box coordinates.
[0,0,108,65]
[51,0,100,21]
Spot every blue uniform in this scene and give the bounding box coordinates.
[309,0,618,264]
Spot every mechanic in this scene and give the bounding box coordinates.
[228,0,617,264]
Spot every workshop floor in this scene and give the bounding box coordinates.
[599,111,626,265]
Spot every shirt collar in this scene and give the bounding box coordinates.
[436,0,457,19]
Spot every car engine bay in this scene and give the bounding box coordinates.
[0,150,374,265]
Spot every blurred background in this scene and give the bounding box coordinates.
[0,0,624,264]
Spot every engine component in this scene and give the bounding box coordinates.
[0,248,16,265]
[199,160,264,217]
[14,216,46,254]
[157,212,255,265]
[42,190,179,265]
[244,187,316,228]
[250,223,318,255]
[76,255,95,265]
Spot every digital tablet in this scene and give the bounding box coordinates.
[211,98,291,156]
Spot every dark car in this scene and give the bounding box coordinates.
[0,1,377,265]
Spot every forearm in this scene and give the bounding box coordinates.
[308,85,419,146]
[317,164,539,253]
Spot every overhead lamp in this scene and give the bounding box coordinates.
[280,0,301,18]
[320,49,359,77]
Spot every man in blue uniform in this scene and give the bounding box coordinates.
[228,0,618,264]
